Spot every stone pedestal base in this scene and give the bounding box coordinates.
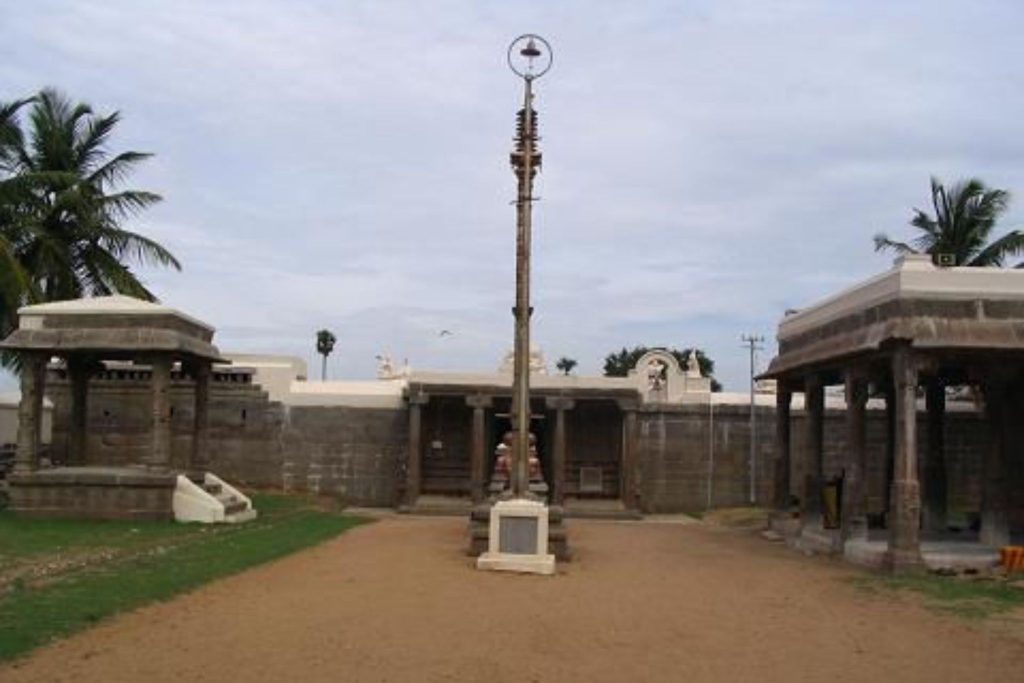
[767,510,801,538]
[468,501,570,560]
[476,499,556,576]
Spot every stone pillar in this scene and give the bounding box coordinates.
[191,361,212,474]
[405,391,428,507]
[885,343,923,572]
[922,378,948,534]
[883,381,895,522]
[773,386,792,509]
[67,357,91,466]
[14,353,46,474]
[466,394,491,504]
[619,401,639,511]
[981,377,1011,548]
[842,369,869,541]
[802,376,825,527]
[546,397,575,506]
[149,356,173,470]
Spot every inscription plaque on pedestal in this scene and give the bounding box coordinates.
[499,515,539,554]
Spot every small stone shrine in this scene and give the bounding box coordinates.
[0,294,255,523]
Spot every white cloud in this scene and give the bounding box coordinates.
[2,0,1024,391]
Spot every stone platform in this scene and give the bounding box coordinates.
[564,497,642,520]
[769,514,1004,572]
[7,466,177,521]
[844,535,1002,572]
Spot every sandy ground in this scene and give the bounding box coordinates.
[3,517,1024,683]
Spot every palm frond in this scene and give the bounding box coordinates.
[75,111,120,172]
[968,230,1024,267]
[873,233,917,255]
[100,190,163,219]
[87,151,153,188]
[97,225,181,270]
[79,243,156,299]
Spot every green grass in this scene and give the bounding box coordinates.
[0,493,368,662]
[850,573,1024,620]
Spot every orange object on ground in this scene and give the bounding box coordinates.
[1000,546,1024,572]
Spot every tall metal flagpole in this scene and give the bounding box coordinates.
[508,35,551,498]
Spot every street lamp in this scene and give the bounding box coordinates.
[507,34,551,498]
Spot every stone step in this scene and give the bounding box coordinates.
[564,499,641,520]
[401,495,472,516]
[223,499,249,516]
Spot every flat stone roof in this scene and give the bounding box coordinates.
[764,254,1024,379]
[0,295,225,362]
[17,294,214,332]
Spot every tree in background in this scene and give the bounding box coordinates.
[874,177,1020,266]
[555,356,577,376]
[602,345,722,391]
[0,88,179,345]
[316,329,337,380]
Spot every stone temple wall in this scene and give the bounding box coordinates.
[47,378,406,508]
[47,377,995,515]
[636,403,991,515]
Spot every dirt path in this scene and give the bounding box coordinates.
[2,517,1023,683]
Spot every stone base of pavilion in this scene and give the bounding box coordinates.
[771,515,1002,573]
[7,466,177,521]
[843,533,1001,573]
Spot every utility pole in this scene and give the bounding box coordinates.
[741,333,764,504]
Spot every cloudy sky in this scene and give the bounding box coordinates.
[2,0,1024,391]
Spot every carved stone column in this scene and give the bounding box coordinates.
[149,356,173,470]
[67,356,92,466]
[981,376,1011,548]
[619,401,640,511]
[922,378,948,534]
[405,390,429,507]
[885,343,924,572]
[842,369,869,541]
[466,394,492,503]
[14,353,46,474]
[191,361,212,474]
[773,386,792,509]
[802,376,825,527]
[546,396,575,505]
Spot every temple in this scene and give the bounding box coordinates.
[2,256,1021,573]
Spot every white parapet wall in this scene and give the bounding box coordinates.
[0,392,53,446]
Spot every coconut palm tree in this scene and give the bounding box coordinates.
[316,329,337,380]
[555,356,577,376]
[0,88,180,339]
[874,177,1020,266]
